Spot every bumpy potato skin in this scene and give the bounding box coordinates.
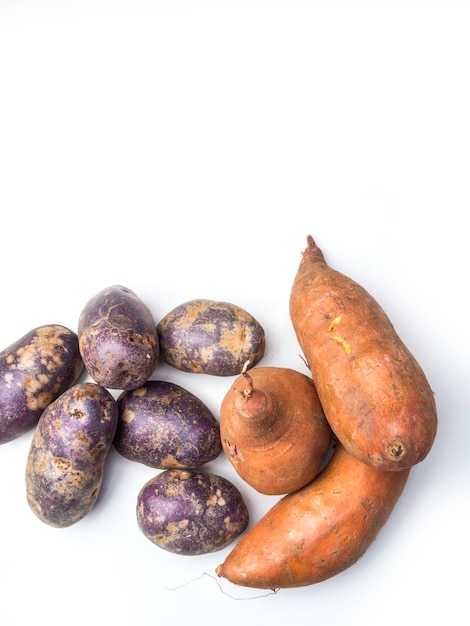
[136,469,249,555]
[289,236,438,471]
[25,382,118,528]
[114,380,222,468]
[156,299,266,376]
[216,444,410,589]
[0,325,84,444]
[78,285,159,390]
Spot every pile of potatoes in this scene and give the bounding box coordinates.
[0,236,437,590]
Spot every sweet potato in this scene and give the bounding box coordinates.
[216,443,410,589]
[220,365,332,495]
[78,285,159,390]
[0,324,84,444]
[289,235,437,471]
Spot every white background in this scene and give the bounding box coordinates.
[1,1,468,625]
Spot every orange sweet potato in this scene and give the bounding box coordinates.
[220,365,332,495]
[289,235,437,471]
[216,443,410,589]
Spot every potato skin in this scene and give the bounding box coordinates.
[78,285,159,390]
[114,380,222,468]
[25,382,118,528]
[0,325,84,444]
[216,444,410,589]
[289,236,438,471]
[136,469,249,555]
[156,299,266,376]
[220,367,332,495]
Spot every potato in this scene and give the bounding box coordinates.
[25,382,118,528]
[136,469,249,555]
[0,324,84,444]
[114,380,222,468]
[78,285,159,390]
[156,299,266,376]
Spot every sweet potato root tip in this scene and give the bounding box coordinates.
[234,387,272,422]
[233,370,254,399]
[303,234,326,264]
[387,441,405,460]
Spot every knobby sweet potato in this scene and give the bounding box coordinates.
[289,235,437,471]
[216,443,410,589]
[220,366,332,495]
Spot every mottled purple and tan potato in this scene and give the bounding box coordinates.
[136,469,249,555]
[114,380,222,469]
[25,382,118,528]
[0,325,84,444]
[78,285,159,390]
[156,299,266,376]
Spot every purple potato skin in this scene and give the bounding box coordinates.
[0,325,84,444]
[25,382,118,528]
[78,285,159,390]
[136,469,249,555]
[156,299,266,376]
[114,380,222,469]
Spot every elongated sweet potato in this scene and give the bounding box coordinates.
[220,366,332,495]
[289,235,437,471]
[216,444,410,589]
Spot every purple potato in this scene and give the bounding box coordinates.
[156,299,266,376]
[114,380,222,469]
[78,285,159,390]
[25,382,118,528]
[136,469,249,555]
[0,324,84,444]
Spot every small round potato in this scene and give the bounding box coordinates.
[0,324,84,444]
[114,380,222,469]
[156,299,266,376]
[136,469,249,555]
[78,285,159,390]
[25,382,118,528]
